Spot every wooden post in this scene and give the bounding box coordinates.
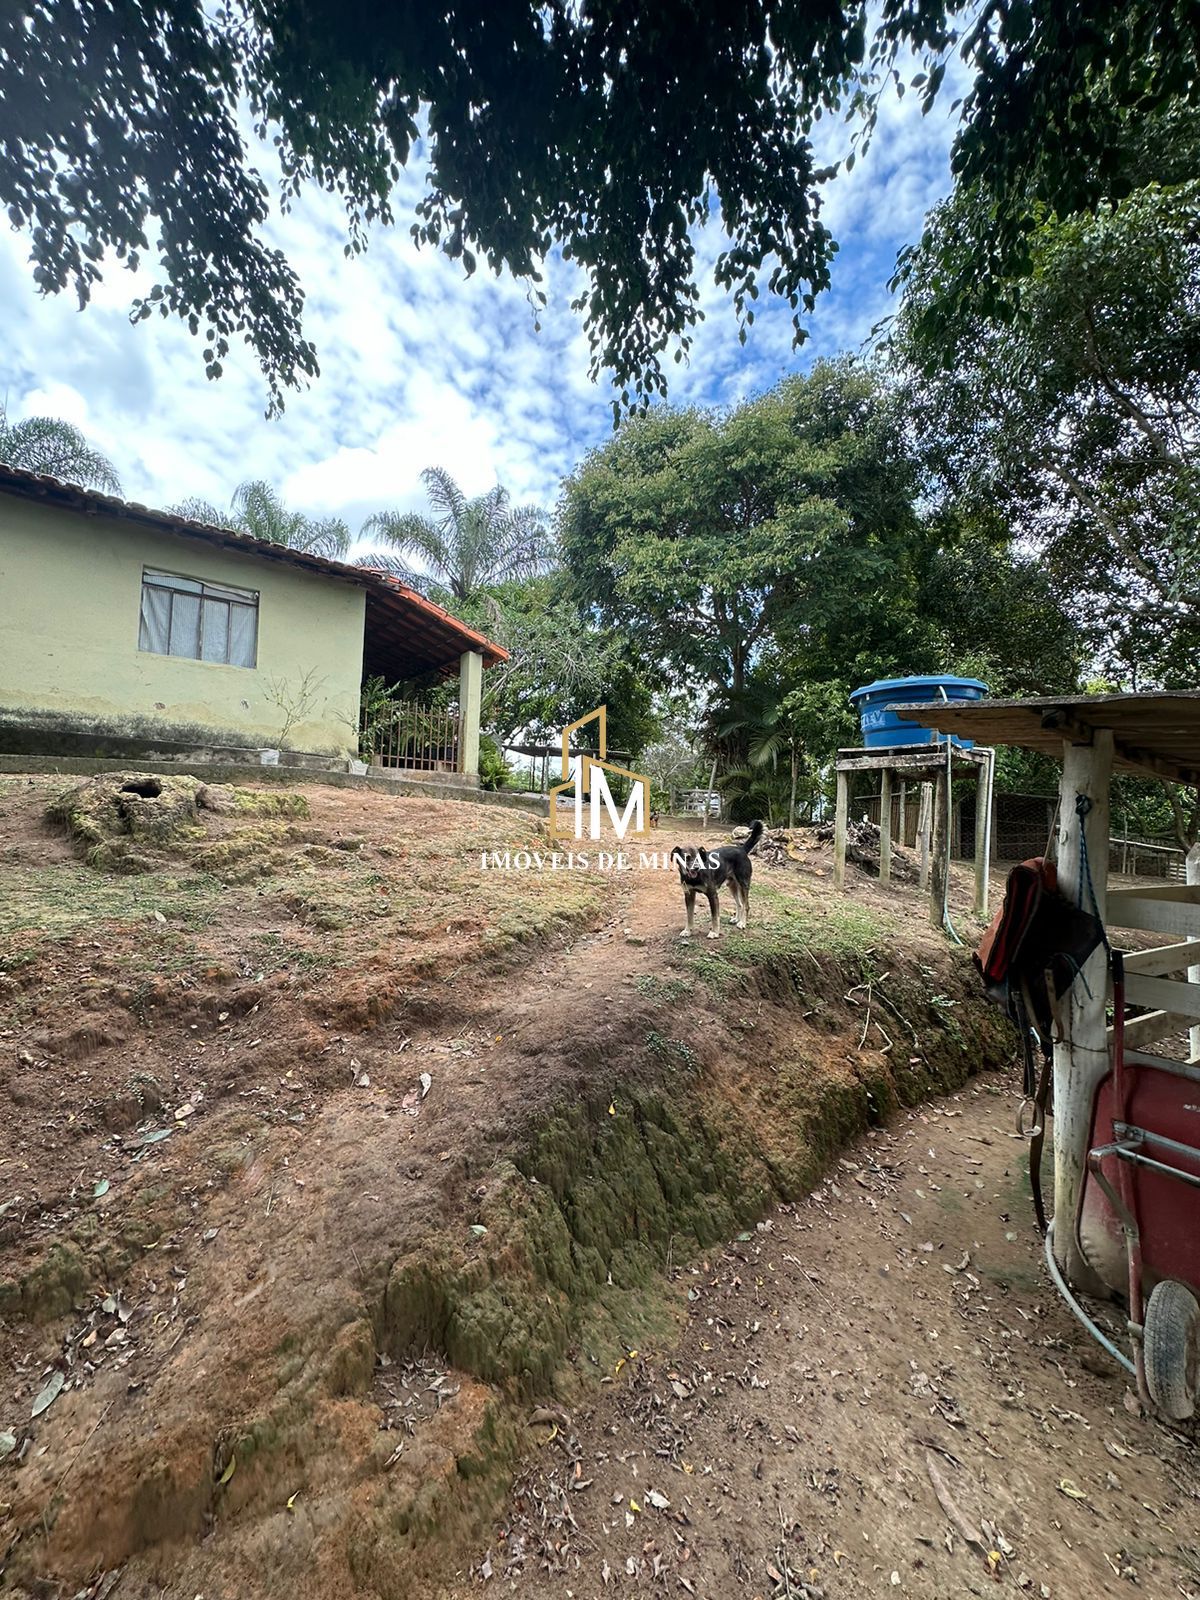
[917,782,933,891]
[929,766,948,927]
[879,768,893,885]
[1051,729,1114,1287]
[974,752,993,917]
[950,783,962,860]
[833,768,849,891]
[703,756,717,831]
[1188,843,1200,1064]
[897,783,907,849]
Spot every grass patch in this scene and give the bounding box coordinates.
[635,974,694,1003]
[0,863,222,946]
[673,882,887,989]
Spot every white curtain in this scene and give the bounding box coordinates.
[168,592,201,657]
[138,585,171,654]
[228,603,257,667]
[139,573,258,666]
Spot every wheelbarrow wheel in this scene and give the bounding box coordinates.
[1143,1279,1200,1422]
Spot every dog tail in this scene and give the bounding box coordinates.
[743,819,764,854]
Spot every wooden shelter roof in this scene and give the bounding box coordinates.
[892,691,1200,785]
[0,465,507,681]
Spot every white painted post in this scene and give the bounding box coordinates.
[1188,844,1200,1064]
[917,782,933,891]
[1051,729,1114,1287]
[833,769,849,891]
[457,649,483,778]
[879,768,893,885]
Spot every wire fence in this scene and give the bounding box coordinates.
[855,782,1186,881]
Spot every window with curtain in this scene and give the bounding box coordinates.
[138,569,259,668]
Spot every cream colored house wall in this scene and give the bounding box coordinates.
[0,498,366,758]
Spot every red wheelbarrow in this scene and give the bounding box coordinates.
[1053,949,1200,1420]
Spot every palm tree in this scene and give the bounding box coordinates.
[364,467,553,600]
[712,683,804,828]
[170,480,351,560]
[0,403,121,491]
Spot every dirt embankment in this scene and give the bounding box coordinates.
[466,1083,1200,1600]
[0,774,1012,1598]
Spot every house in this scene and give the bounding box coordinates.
[0,465,506,778]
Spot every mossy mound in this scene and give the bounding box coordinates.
[47,772,310,876]
[0,1242,90,1321]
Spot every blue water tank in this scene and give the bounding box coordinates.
[849,675,988,750]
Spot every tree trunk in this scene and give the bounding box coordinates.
[1163,778,1200,852]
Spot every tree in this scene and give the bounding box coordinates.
[0,403,120,491]
[559,361,927,709]
[366,468,552,602]
[3,1,1195,410]
[915,509,1088,696]
[891,176,1200,685]
[639,716,706,808]
[452,575,660,757]
[172,480,351,559]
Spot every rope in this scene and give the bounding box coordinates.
[1074,792,1111,954]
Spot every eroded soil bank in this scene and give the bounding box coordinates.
[461,1078,1200,1600]
[0,774,1013,1598]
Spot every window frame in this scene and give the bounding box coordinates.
[138,567,260,669]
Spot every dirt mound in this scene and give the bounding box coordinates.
[46,769,312,876]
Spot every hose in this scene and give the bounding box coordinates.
[1043,1221,1135,1377]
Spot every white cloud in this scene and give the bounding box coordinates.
[0,64,960,526]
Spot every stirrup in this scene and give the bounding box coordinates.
[1016,1097,1044,1139]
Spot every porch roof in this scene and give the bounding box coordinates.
[893,691,1200,786]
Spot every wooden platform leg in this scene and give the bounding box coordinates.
[833,769,849,891]
[897,782,907,849]
[929,767,948,928]
[974,754,993,917]
[879,768,893,885]
[917,782,933,891]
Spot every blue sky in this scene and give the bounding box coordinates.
[0,77,959,546]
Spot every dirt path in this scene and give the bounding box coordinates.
[462,1077,1200,1600]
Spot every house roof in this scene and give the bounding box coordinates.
[893,691,1200,786]
[0,464,507,679]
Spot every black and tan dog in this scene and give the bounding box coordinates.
[670,820,763,939]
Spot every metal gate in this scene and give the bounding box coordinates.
[372,702,460,772]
